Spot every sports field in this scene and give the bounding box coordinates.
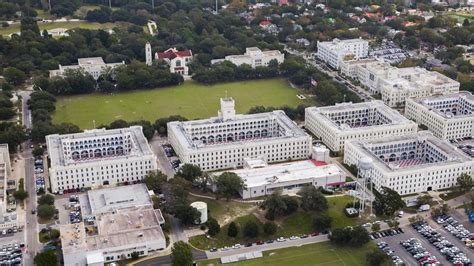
[53,79,312,129]
[197,241,373,266]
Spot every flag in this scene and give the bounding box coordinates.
[311,78,318,87]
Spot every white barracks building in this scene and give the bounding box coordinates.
[344,132,473,195]
[46,126,158,193]
[405,92,474,140]
[340,60,460,107]
[168,98,312,171]
[211,47,285,68]
[316,38,369,69]
[305,101,417,152]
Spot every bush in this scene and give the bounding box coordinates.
[329,226,370,247]
[37,194,55,205]
[206,218,220,237]
[263,222,277,235]
[243,221,259,238]
[312,213,332,231]
[227,221,238,237]
[37,204,55,220]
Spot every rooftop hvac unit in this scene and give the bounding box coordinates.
[138,233,143,237]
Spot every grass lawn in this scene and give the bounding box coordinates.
[53,79,313,129]
[188,195,256,225]
[326,196,358,229]
[197,241,374,266]
[0,21,118,36]
[189,196,358,250]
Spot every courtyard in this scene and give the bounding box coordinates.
[53,79,313,129]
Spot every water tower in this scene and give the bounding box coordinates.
[353,157,374,217]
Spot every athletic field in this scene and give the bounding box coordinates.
[53,79,312,129]
[197,241,372,266]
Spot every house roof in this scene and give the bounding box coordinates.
[156,48,192,60]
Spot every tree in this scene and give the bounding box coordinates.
[312,213,332,231]
[262,191,287,220]
[131,251,140,260]
[227,221,239,237]
[37,194,55,205]
[3,67,26,86]
[32,146,45,157]
[371,223,381,232]
[13,190,28,201]
[457,173,473,192]
[417,194,433,206]
[171,241,193,266]
[37,204,55,220]
[243,221,259,238]
[176,164,202,182]
[214,172,245,200]
[174,204,201,225]
[282,196,299,215]
[143,171,167,192]
[366,249,391,266]
[373,187,405,216]
[463,18,470,27]
[408,215,424,224]
[206,218,220,236]
[263,222,277,235]
[299,186,328,212]
[34,250,58,266]
[329,226,370,247]
[387,219,400,229]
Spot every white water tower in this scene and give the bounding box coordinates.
[190,201,208,224]
[353,157,374,217]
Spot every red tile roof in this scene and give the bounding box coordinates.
[156,48,192,60]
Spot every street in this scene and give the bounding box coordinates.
[18,89,41,265]
[283,47,374,102]
[205,234,329,259]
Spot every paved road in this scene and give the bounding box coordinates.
[23,156,41,264]
[284,47,374,102]
[135,249,207,266]
[18,89,40,265]
[149,137,175,179]
[206,234,329,259]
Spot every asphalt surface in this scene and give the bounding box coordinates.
[18,89,41,265]
[149,137,175,179]
[205,234,329,259]
[135,249,207,266]
[283,47,374,102]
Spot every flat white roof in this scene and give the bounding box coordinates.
[86,184,152,215]
[214,160,344,188]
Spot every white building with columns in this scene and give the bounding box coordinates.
[316,38,369,69]
[211,47,285,68]
[46,126,158,194]
[305,101,418,152]
[49,57,125,80]
[344,131,474,195]
[167,98,312,171]
[405,92,474,140]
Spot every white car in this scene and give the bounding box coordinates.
[290,236,300,240]
[276,237,286,242]
[232,244,241,249]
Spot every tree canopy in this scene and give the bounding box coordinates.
[373,186,405,216]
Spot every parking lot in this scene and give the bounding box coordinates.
[55,194,86,226]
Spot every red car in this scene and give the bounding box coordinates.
[311,232,320,237]
[256,240,264,245]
